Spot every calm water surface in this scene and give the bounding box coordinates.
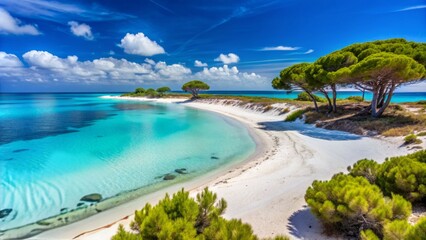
[0,93,255,232]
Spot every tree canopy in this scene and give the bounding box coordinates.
[273,38,426,117]
[182,80,210,98]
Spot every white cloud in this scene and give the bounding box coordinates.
[119,33,165,56]
[144,58,156,65]
[0,52,23,67]
[304,49,314,54]
[194,60,208,67]
[68,21,93,40]
[17,50,190,83]
[109,50,115,55]
[260,46,300,51]
[1,50,266,87]
[23,50,66,69]
[397,5,426,12]
[214,53,240,64]
[0,8,40,35]
[195,64,263,82]
[154,61,192,78]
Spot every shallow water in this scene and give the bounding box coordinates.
[0,93,255,233]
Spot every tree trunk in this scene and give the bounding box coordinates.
[375,84,396,117]
[331,84,337,113]
[320,89,333,113]
[306,91,319,112]
[361,90,365,101]
[371,88,380,118]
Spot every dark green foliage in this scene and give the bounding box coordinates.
[284,109,305,122]
[157,86,171,96]
[377,155,426,202]
[404,150,426,163]
[182,80,210,98]
[274,38,426,118]
[305,173,411,238]
[135,87,145,94]
[144,88,159,98]
[295,92,324,102]
[273,63,320,111]
[346,96,364,102]
[113,188,260,240]
[348,151,426,203]
[157,86,171,93]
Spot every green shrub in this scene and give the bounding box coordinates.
[285,109,305,122]
[135,87,145,94]
[404,149,426,163]
[405,216,426,239]
[305,174,411,238]
[295,92,325,102]
[360,229,380,240]
[112,188,259,240]
[348,151,426,203]
[144,88,159,98]
[348,159,380,184]
[382,220,410,240]
[376,155,426,202]
[404,134,422,144]
[346,96,364,102]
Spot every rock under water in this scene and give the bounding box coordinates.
[80,193,102,202]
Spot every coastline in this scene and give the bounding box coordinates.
[33,96,420,239]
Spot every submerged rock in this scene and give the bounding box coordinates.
[175,168,187,174]
[60,208,68,213]
[77,202,85,207]
[0,209,12,219]
[12,149,29,153]
[36,220,51,226]
[163,174,176,180]
[211,156,219,160]
[80,193,102,202]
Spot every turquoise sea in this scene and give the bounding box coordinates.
[0,93,256,236]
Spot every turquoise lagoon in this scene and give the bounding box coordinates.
[0,94,256,235]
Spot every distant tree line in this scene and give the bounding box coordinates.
[122,86,171,98]
[273,39,426,117]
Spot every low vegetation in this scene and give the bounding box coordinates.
[302,104,426,136]
[112,188,288,240]
[295,92,325,103]
[284,109,305,122]
[306,150,426,239]
[404,134,422,145]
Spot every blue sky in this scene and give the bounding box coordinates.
[0,0,425,92]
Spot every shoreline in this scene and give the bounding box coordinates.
[33,96,419,239]
[28,96,272,240]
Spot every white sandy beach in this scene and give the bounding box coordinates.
[32,96,421,240]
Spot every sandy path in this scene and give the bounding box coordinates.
[31,97,415,240]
